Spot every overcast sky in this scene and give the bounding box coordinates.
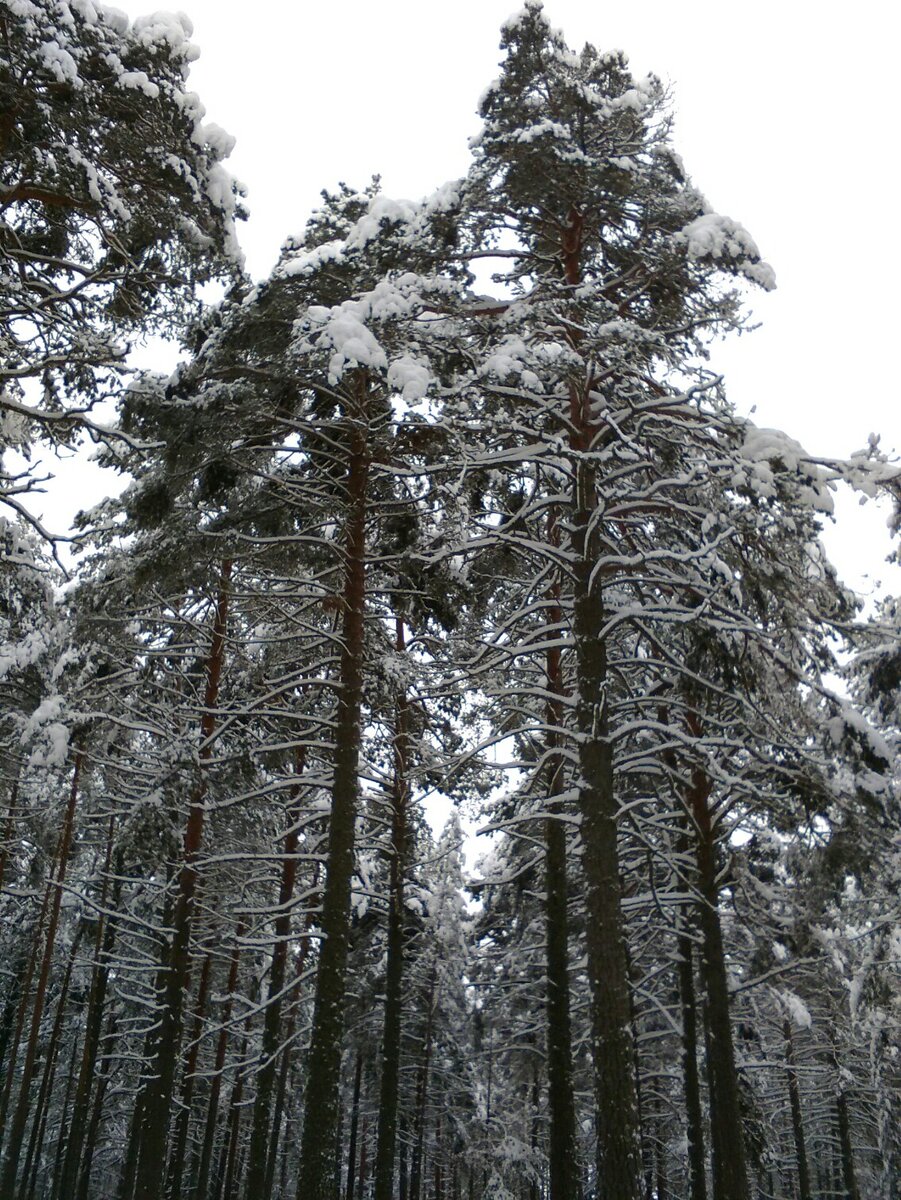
[54,0,900,597]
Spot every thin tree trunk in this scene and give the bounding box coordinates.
[0,880,52,1137]
[39,1023,80,1200]
[409,967,436,1200]
[543,529,581,1200]
[217,1015,251,1200]
[244,749,307,1200]
[676,928,707,1200]
[357,1115,369,1200]
[193,922,245,1200]
[17,921,84,1199]
[56,818,119,1200]
[167,950,213,1200]
[0,781,18,887]
[0,745,84,1195]
[784,1019,811,1200]
[134,561,232,1200]
[263,889,319,1200]
[373,616,410,1200]
[296,384,370,1200]
[76,1007,119,1200]
[398,1118,408,1200]
[835,1085,860,1200]
[432,1113,440,1200]
[686,716,749,1200]
[345,1052,364,1200]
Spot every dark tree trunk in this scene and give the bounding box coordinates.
[134,562,232,1200]
[263,1029,293,1200]
[264,897,318,1200]
[244,749,307,1200]
[398,1119,408,1200]
[409,967,436,1200]
[356,1115,369,1200]
[56,820,119,1200]
[373,617,410,1200]
[217,1016,251,1200]
[41,1022,80,1200]
[571,504,643,1200]
[193,924,244,1200]
[18,921,83,1199]
[835,1086,860,1200]
[563,207,642,1200]
[783,1019,811,1200]
[0,880,52,1137]
[0,746,83,1196]
[345,1052,364,1200]
[76,1010,118,1200]
[676,928,707,1200]
[543,522,581,1200]
[686,724,749,1200]
[166,951,213,1200]
[296,385,370,1200]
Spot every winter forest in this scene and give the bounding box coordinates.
[0,2,899,1199]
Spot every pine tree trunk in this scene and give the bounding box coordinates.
[56,820,119,1200]
[263,1028,293,1200]
[0,782,18,888]
[676,928,707,1200]
[193,923,244,1200]
[373,617,410,1200]
[543,550,581,1200]
[835,1085,860,1200]
[357,1115,369,1200]
[134,561,232,1200]
[263,889,318,1200]
[686,727,749,1200]
[409,967,436,1200]
[217,1012,251,1200]
[783,1019,811,1200]
[345,1052,364,1200]
[571,513,643,1200]
[296,384,370,1200]
[563,207,642,1200]
[17,920,83,1199]
[543,515,581,1200]
[0,745,83,1195]
[42,1021,80,1200]
[167,950,213,1200]
[75,1009,118,1200]
[244,749,307,1200]
[0,880,52,1139]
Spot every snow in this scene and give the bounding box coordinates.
[132,11,198,61]
[825,699,892,765]
[344,195,417,251]
[678,212,776,291]
[117,70,159,99]
[38,39,81,85]
[386,355,431,401]
[737,425,836,513]
[779,989,813,1029]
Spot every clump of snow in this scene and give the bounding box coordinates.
[387,355,431,401]
[132,11,198,61]
[118,69,159,98]
[735,425,835,513]
[38,39,81,85]
[825,699,892,765]
[344,195,417,251]
[778,989,813,1029]
[677,212,776,291]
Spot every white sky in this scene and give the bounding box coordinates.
[45,0,900,598]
